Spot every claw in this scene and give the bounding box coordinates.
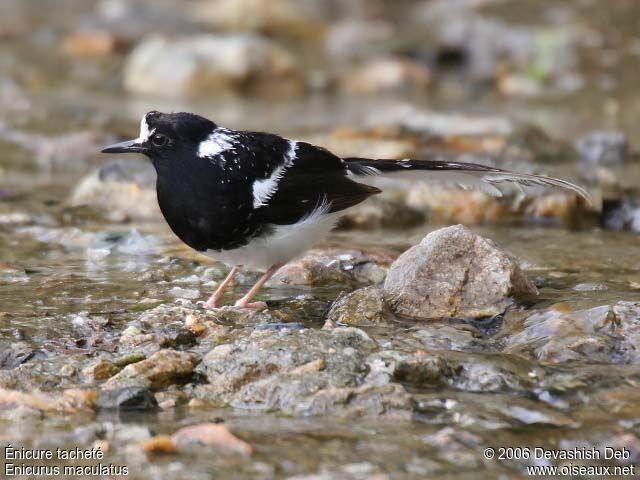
[233,300,267,310]
[204,298,220,310]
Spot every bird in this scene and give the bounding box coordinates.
[102,111,591,310]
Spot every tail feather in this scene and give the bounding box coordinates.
[344,157,592,204]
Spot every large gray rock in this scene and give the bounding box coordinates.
[195,328,411,417]
[383,225,537,320]
[500,302,640,364]
[124,33,301,96]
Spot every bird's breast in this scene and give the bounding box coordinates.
[155,171,259,252]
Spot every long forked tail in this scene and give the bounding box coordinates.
[344,157,592,204]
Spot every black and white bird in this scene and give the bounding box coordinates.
[102,111,591,309]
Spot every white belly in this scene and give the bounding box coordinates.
[205,210,342,270]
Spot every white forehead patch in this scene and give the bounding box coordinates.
[137,115,155,143]
[198,128,237,158]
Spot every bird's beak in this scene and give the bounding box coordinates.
[101,139,147,154]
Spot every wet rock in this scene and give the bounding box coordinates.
[366,104,513,137]
[103,350,199,390]
[445,353,543,394]
[168,286,200,300]
[17,225,159,260]
[36,133,100,171]
[140,435,177,454]
[501,302,640,364]
[384,225,537,320]
[496,72,543,97]
[337,194,426,230]
[326,287,388,327]
[113,353,146,368]
[325,19,395,62]
[61,29,123,57]
[410,324,492,352]
[421,427,482,469]
[415,391,574,430]
[301,131,417,160]
[198,328,375,395]
[0,125,102,171]
[406,183,590,227]
[575,130,629,166]
[73,421,152,445]
[159,327,197,349]
[184,313,207,336]
[69,159,159,222]
[523,192,591,226]
[0,387,96,413]
[494,395,575,426]
[94,0,199,43]
[506,124,575,165]
[0,341,42,368]
[0,211,36,227]
[407,186,507,225]
[602,195,640,232]
[270,248,395,287]
[0,77,30,112]
[96,387,158,410]
[60,364,77,378]
[573,282,607,292]
[118,325,155,348]
[83,359,121,381]
[192,0,323,40]
[367,348,539,394]
[138,303,208,329]
[299,382,411,418]
[171,423,253,455]
[138,302,282,334]
[203,306,294,328]
[124,34,302,96]
[342,57,431,94]
[195,328,410,416]
[366,350,450,387]
[417,0,578,86]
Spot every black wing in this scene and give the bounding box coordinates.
[255,141,380,226]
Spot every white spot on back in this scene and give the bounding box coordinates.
[198,128,236,158]
[252,140,297,208]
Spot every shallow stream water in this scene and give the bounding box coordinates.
[2,0,640,478]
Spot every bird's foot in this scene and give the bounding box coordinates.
[233,300,267,310]
[197,297,221,310]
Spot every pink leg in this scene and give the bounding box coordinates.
[204,266,239,309]
[234,263,283,309]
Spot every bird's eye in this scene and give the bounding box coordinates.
[151,133,168,147]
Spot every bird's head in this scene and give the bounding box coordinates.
[101,111,216,167]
